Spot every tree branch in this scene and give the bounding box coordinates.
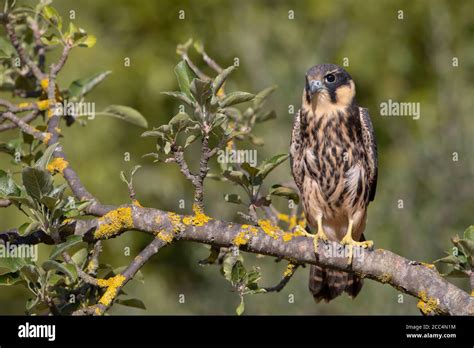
[3,205,472,315]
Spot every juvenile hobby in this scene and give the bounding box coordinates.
[290,64,378,302]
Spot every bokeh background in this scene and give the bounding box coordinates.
[0,0,473,314]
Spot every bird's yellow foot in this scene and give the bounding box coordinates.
[340,232,373,265]
[301,229,329,254]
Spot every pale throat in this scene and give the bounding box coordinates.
[304,80,356,118]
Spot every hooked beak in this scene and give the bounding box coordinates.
[309,80,325,94]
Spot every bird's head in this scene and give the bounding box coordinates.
[303,64,356,113]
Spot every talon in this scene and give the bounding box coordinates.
[340,219,374,265]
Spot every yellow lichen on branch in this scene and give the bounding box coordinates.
[182,204,212,227]
[97,274,126,306]
[42,132,52,144]
[233,224,259,247]
[47,158,69,174]
[283,263,296,277]
[417,291,443,315]
[168,212,183,233]
[94,207,133,240]
[258,219,280,239]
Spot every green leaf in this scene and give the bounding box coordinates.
[161,91,194,106]
[253,85,278,109]
[42,6,62,31]
[20,265,40,285]
[49,235,83,260]
[269,184,300,204]
[457,239,474,257]
[463,226,474,241]
[174,60,197,99]
[0,257,32,274]
[220,92,255,108]
[231,260,247,285]
[211,113,227,129]
[22,221,41,236]
[96,105,148,128]
[213,66,236,95]
[68,71,111,98]
[224,194,242,204]
[169,112,194,134]
[116,298,147,310]
[35,143,59,170]
[0,170,20,198]
[240,163,259,178]
[184,134,198,148]
[190,78,211,105]
[77,34,97,48]
[42,260,77,282]
[223,170,249,187]
[246,269,262,285]
[236,297,245,316]
[0,37,15,57]
[0,272,25,286]
[434,255,461,265]
[257,154,289,179]
[22,167,53,200]
[40,34,62,46]
[256,110,277,123]
[71,248,88,268]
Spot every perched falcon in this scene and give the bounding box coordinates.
[290,64,378,302]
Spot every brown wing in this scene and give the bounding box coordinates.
[358,107,378,201]
[290,108,305,192]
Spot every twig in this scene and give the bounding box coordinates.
[4,13,45,81]
[72,237,167,316]
[264,264,299,293]
[0,110,40,132]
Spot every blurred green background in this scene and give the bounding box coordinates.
[0,0,473,314]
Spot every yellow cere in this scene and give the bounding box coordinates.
[416,291,441,315]
[97,274,126,307]
[94,207,133,239]
[47,158,69,174]
[182,204,212,227]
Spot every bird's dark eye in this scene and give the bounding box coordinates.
[325,74,336,83]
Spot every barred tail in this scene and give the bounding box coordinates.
[309,265,363,303]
